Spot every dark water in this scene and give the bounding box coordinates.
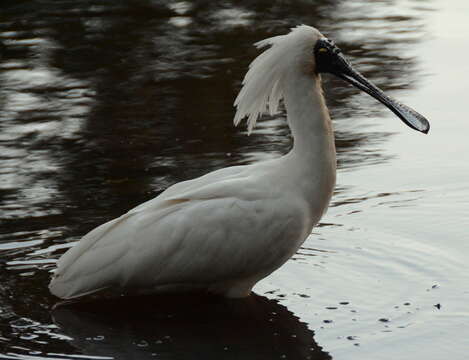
[1,0,468,359]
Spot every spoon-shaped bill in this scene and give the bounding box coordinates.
[315,39,430,134]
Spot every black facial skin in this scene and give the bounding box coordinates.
[314,38,347,75]
[313,38,430,134]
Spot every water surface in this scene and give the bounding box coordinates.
[1,0,468,359]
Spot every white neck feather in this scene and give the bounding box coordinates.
[233,25,336,220]
[283,73,335,160]
[283,71,336,219]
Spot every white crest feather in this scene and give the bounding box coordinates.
[233,25,322,134]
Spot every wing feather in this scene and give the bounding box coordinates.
[49,160,309,300]
[49,200,188,298]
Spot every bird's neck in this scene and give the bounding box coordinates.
[282,72,336,220]
[284,73,336,163]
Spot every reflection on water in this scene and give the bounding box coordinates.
[50,294,330,360]
[2,0,463,359]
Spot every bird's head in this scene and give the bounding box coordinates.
[234,25,430,134]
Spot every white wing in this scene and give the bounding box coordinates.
[49,164,311,299]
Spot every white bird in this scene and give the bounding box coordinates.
[49,25,429,300]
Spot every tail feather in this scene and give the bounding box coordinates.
[49,215,133,299]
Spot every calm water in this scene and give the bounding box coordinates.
[1,0,468,359]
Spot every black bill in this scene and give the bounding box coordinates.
[314,38,430,134]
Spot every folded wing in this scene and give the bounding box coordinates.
[49,175,307,299]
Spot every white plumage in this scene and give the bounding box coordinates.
[234,25,319,133]
[49,25,337,299]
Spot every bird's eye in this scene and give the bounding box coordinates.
[314,39,334,56]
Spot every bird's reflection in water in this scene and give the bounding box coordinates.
[52,293,331,360]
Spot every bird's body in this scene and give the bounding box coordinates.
[50,152,333,299]
[49,25,429,300]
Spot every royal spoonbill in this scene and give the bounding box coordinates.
[49,25,429,300]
